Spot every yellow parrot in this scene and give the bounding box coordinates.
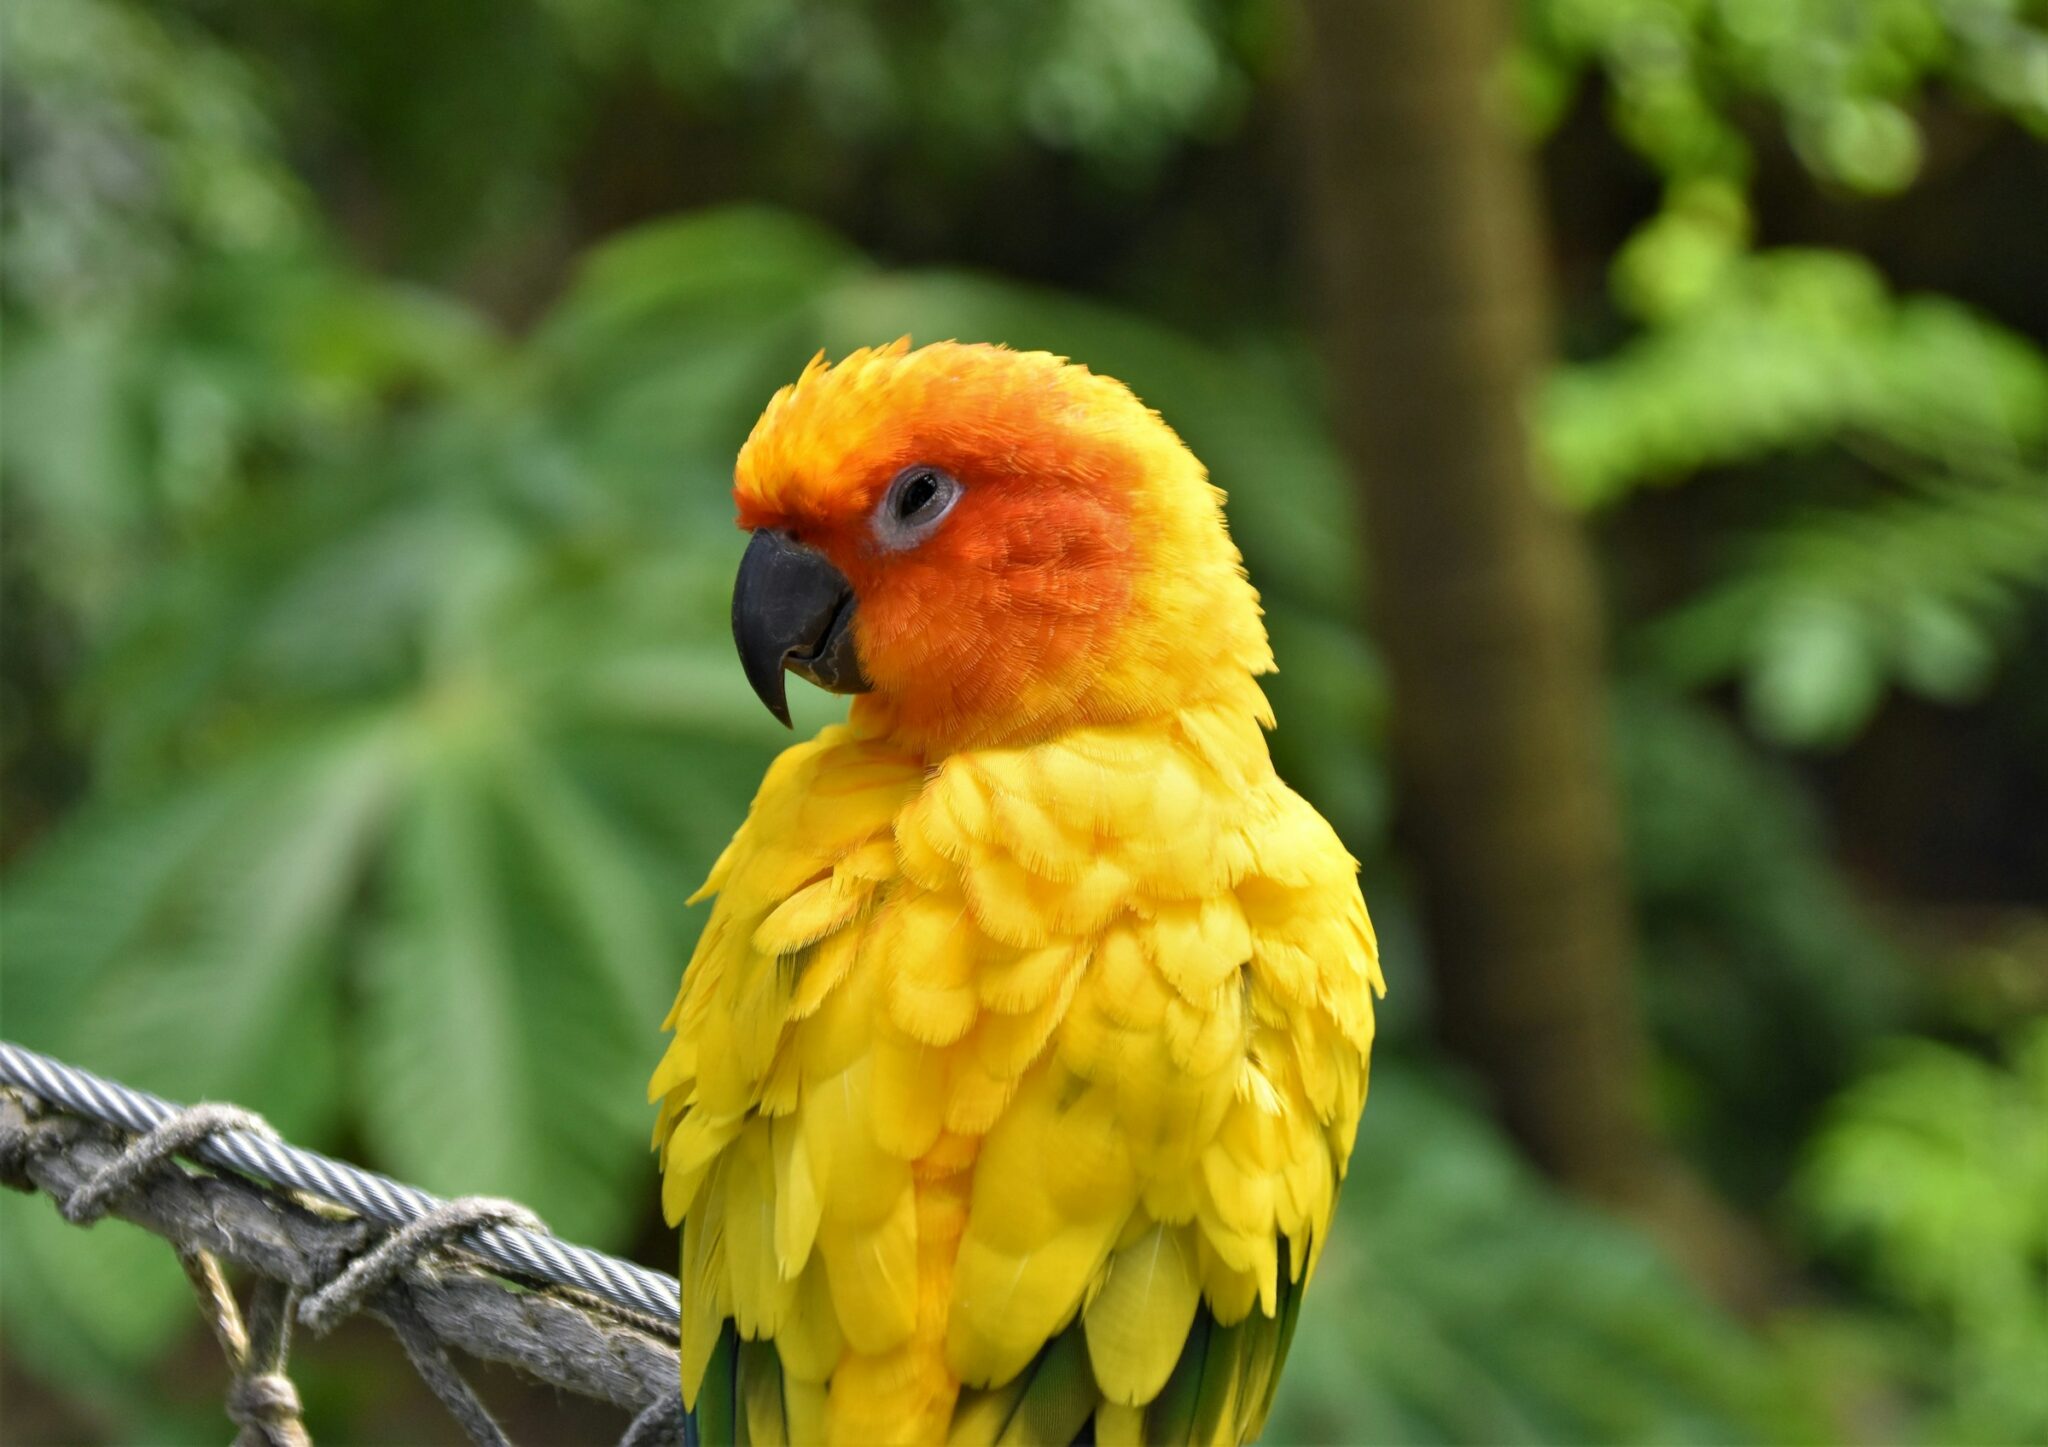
[650,340,1382,1446]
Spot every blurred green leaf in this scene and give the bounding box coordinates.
[1525,0,2047,191]
[1545,251,2048,509]
[1643,469,2048,745]
[0,1196,196,1427]
[1747,596,1887,748]
[361,743,574,1238]
[1800,1025,2048,1442]
[1268,1067,1828,1445]
[1616,690,1908,1195]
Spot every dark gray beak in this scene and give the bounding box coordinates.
[731,529,871,727]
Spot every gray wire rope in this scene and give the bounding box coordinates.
[0,1040,681,1327]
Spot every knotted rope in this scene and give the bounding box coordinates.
[52,1099,319,1443]
[302,1196,547,1333]
[0,1042,683,1446]
[60,1102,276,1226]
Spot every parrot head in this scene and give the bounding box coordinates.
[728,339,1274,752]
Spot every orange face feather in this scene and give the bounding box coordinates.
[732,339,1273,754]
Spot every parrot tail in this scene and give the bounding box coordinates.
[685,1228,1306,1445]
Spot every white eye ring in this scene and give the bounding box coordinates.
[873,465,962,549]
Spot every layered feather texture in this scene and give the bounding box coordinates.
[651,684,1379,1444]
[651,341,1382,1445]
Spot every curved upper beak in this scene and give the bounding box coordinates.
[731,529,871,727]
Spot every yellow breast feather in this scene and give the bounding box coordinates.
[651,682,1381,1446]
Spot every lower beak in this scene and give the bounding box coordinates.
[731,529,871,727]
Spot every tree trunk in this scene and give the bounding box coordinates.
[1294,0,1660,1204]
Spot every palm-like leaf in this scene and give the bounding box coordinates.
[1269,1070,1826,1444]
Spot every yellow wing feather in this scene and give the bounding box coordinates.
[653,689,1380,1444]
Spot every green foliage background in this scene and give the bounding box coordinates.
[2,0,2045,1441]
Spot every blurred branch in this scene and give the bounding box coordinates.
[1297,0,1654,1199]
[1294,0,1781,1308]
[0,1087,679,1439]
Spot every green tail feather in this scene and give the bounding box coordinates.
[1146,1308,1212,1445]
[998,1328,1098,1446]
[691,1320,739,1447]
[687,1324,800,1447]
[1238,1238,1303,1435]
[1142,1233,1307,1445]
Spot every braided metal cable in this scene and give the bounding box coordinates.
[0,1041,681,1327]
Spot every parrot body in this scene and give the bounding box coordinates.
[651,341,1381,1445]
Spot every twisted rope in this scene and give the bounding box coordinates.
[232,1279,314,1447]
[302,1196,548,1334]
[0,1042,683,1446]
[0,1041,679,1322]
[60,1102,276,1225]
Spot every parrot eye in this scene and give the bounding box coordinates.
[874,465,961,548]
